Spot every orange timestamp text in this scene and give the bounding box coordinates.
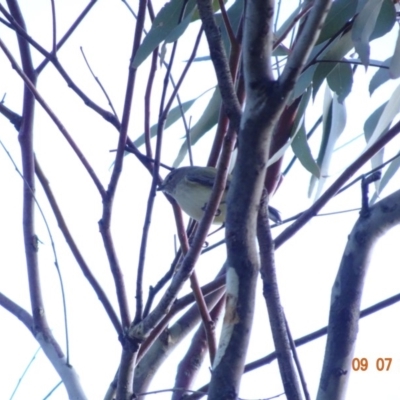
[352,357,392,371]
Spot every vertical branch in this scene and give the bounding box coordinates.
[49,0,56,54]
[144,49,158,158]
[2,2,88,399]
[257,193,302,399]
[100,0,149,333]
[34,158,122,336]
[197,0,241,132]
[133,20,202,325]
[204,0,333,397]
[6,0,43,334]
[36,0,99,74]
[279,0,332,91]
[207,10,244,167]
[208,0,277,397]
[274,120,400,249]
[172,294,225,400]
[317,190,400,400]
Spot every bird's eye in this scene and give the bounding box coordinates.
[165,173,172,183]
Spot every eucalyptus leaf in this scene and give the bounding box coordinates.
[132,88,214,148]
[292,123,320,177]
[365,83,400,150]
[290,64,317,103]
[317,0,357,45]
[364,100,389,190]
[327,61,353,103]
[352,0,384,67]
[309,90,333,198]
[370,152,400,204]
[389,30,400,79]
[370,0,396,41]
[269,88,311,167]
[173,88,221,167]
[364,102,388,141]
[312,91,346,199]
[369,58,391,95]
[132,0,197,68]
[312,31,354,99]
[165,9,195,43]
[275,2,305,40]
[214,0,244,52]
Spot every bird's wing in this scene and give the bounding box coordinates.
[186,167,232,190]
[185,167,216,188]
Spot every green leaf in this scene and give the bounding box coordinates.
[132,0,197,68]
[365,83,400,150]
[132,88,214,148]
[389,30,400,79]
[369,58,391,95]
[364,103,389,192]
[364,102,388,141]
[310,90,346,198]
[290,64,317,102]
[317,0,358,45]
[370,152,400,204]
[352,0,384,67]
[292,123,320,177]
[275,2,305,40]
[272,44,290,57]
[309,90,333,197]
[214,0,244,52]
[192,56,211,62]
[270,87,312,166]
[370,0,396,41]
[312,31,354,98]
[165,9,195,43]
[290,40,328,102]
[173,88,221,167]
[192,0,228,21]
[327,61,353,103]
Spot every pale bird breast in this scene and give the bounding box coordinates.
[174,185,227,224]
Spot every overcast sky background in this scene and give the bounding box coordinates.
[1,1,400,399]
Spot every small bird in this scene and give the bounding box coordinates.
[158,166,281,225]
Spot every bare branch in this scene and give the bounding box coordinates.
[196,0,242,131]
[0,292,33,332]
[275,120,400,249]
[208,1,277,397]
[257,193,302,399]
[280,0,332,92]
[0,39,106,197]
[318,189,400,399]
[34,158,122,336]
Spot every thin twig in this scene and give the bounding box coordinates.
[113,0,149,397]
[257,193,302,399]
[275,120,400,249]
[144,49,158,158]
[0,139,70,361]
[36,0,99,74]
[187,292,400,399]
[0,38,106,197]
[0,4,120,128]
[34,158,122,335]
[80,46,120,121]
[273,2,313,50]
[50,0,56,54]
[134,23,204,324]
[197,0,241,132]
[217,0,237,47]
